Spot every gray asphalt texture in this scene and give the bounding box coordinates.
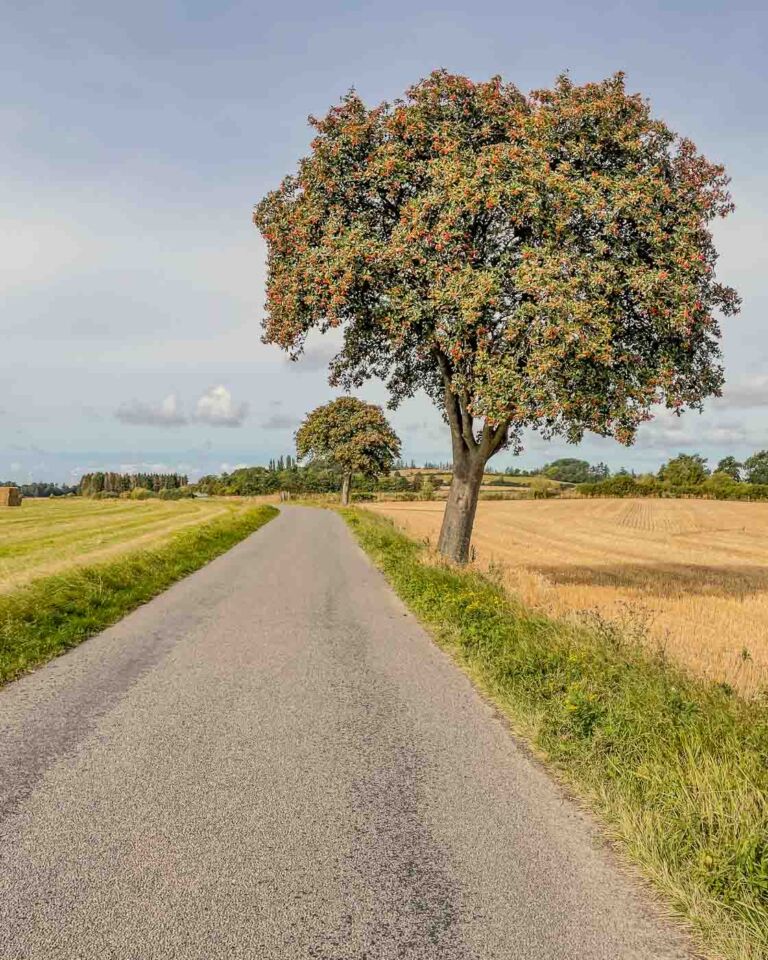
[0,506,694,959]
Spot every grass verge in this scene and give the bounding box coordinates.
[342,507,768,960]
[0,504,278,685]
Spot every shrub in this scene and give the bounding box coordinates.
[704,472,739,490]
[581,474,638,497]
[157,487,195,500]
[636,473,661,491]
[419,479,436,501]
[528,476,559,499]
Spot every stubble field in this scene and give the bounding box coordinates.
[366,497,768,696]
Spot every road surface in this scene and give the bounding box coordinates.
[0,507,693,959]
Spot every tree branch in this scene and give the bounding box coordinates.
[435,350,478,458]
[479,420,510,459]
[458,391,479,452]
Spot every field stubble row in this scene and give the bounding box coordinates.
[367,497,768,696]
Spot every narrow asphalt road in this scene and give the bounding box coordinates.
[1,507,693,960]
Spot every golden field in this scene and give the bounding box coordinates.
[367,498,768,696]
[0,497,270,593]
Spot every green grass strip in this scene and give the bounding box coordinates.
[0,504,278,685]
[342,507,768,960]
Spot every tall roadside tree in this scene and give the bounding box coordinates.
[295,397,400,505]
[255,71,739,562]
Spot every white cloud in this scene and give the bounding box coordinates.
[715,375,768,409]
[633,409,755,450]
[194,385,248,427]
[115,394,187,427]
[113,387,248,429]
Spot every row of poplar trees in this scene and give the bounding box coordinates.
[79,472,189,496]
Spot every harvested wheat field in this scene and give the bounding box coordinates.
[367,498,768,696]
[0,496,271,593]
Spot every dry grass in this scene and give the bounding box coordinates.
[0,496,275,593]
[366,498,768,696]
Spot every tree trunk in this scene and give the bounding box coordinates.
[340,472,351,506]
[433,350,509,564]
[437,447,486,564]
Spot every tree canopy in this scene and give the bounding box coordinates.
[541,458,610,483]
[295,397,401,503]
[715,456,742,482]
[79,472,188,496]
[657,453,709,485]
[744,451,768,485]
[255,69,738,560]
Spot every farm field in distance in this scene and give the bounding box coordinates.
[367,498,768,696]
[394,469,566,499]
[0,496,272,593]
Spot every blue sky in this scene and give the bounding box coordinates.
[2,0,766,482]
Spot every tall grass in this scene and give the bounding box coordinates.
[343,507,768,960]
[0,504,278,685]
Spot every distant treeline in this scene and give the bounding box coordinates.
[197,464,336,496]
[79,472,189,497]
[581,452,768,499]
[0,481,77,498]
[416,458,610,482]
[196,461,445,497]
[582,475,768,500]
[29,450,768,503]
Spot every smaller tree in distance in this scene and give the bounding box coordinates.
[296,397,401,505]
[744,451,768,485]
[542,458,592,483]
[541,458,611,484]
[658,453,709,485]
[715,456,742,482]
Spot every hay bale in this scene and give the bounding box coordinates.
[0,486,22,507]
